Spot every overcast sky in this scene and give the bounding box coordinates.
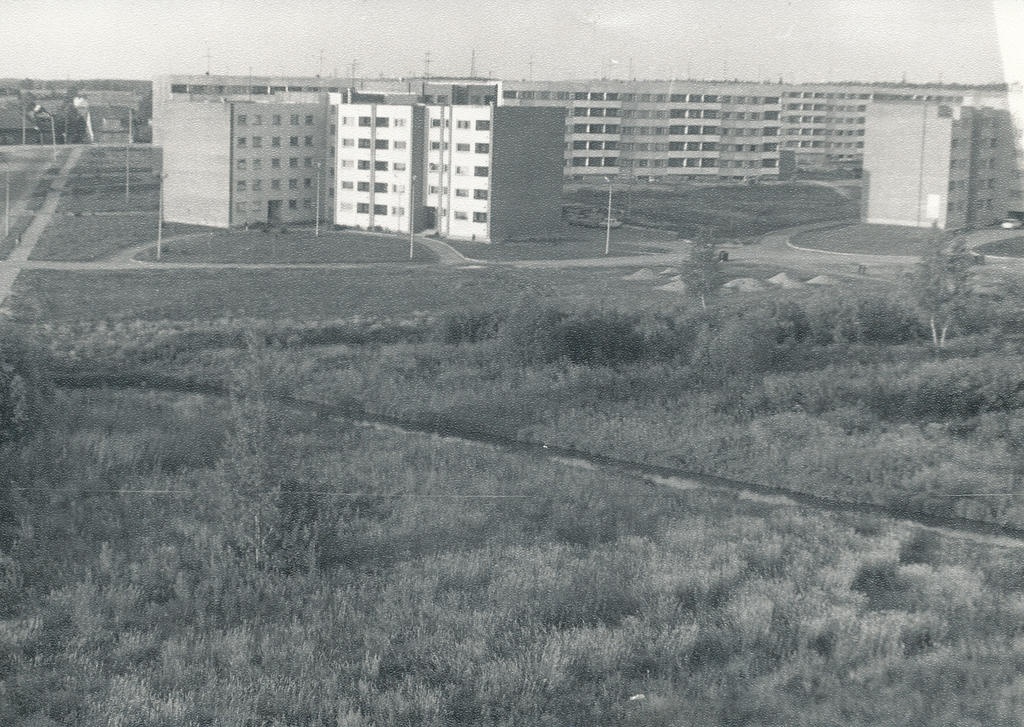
[1,0,1019,85]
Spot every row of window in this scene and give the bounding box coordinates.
[785,116,867,124]
[234,198,318,213]
[429,118,491,130]
[339,159,407,171]
[236,177,317,192]
[786,103,868,112]
[237,157,320,170]
[782,140,865,149]
[784,128,865,136]
[236,135,315,148]
[237,113,315,126]
[340,116,408,128]
[340,138,408,150]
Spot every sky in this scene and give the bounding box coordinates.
[0,0,1019,85]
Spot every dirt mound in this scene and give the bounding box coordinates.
[767,272,803,288]
[656,277,687,292]
[622,268,659,281]
[806,275,837,286]
[658,266,680,276]
[722,277,767,292]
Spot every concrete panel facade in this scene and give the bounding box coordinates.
[161,102,231,227]
[490,106,564,241]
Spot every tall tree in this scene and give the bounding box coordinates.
[911,229,973,349]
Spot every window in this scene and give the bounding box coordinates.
[271,179,280,190]
[252,115,262,125]
[341,181,354,189]
[454,211,468,220]
[391,206,404,216]
[456,143,471,152]
[237,137,247,148]
[357,181,370,192]
[358,160,371,170]
[235,201,246,212]
[456,120,470,129]
[273,115,281,125]
[394,140,407,150]
[393,162,407,171]
[272,137,281,148]
[375,139,389,149]
[359,116,372,127]
[303,198,312,209]
[455,188,469,197]
[374,182,387,193]
[305,115,314,125]
[375,117,389,127]
[455,166,468,175]
[304,178,312,189]
[252,179,262,191]
[374,204,387,215]
[358,138,371,149]
[357,202,370,214]
[475,143,489,154]
[340,159,354,168]
[394,118,406,127]
[289,157,299,168]
[290,136,299,147]
[374,161,388,171]
[473,189,488,200]
[288,199,297,210]
[342,138,354,147]
[271,158,281,169]
[305,136,314,146]
[288,178,298,190]
[473,211,487,222]
[475,120,490,131]
[474,166,489,177]
[252,159,262,171]
[236,180,247,191]
[237,115,247,125]
[237,159,247,170]
[304,157,313,167]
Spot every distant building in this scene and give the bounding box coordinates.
[862,101,1014,229]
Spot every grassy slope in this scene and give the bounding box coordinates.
[4,386,1024,726]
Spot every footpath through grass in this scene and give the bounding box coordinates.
[446,227,677,261]
[133,228,439,264]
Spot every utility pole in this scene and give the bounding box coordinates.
[125,136,130,203]
[409,174,416,259]
[315,161,321,237]
[604,176,613,255]
[4,170,9,239]
[157,174,165,260]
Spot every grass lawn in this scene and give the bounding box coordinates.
[133,228,439,264]
[447,226,677,261]
[566,182,857,238]
[792,223,943,256]
[29,214,211,261]
[9,258,808,324]
[975,236,1024,257]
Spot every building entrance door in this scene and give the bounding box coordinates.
[267,200,282,223]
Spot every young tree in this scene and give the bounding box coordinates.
[911,230,973,349]
[683,229,721,310]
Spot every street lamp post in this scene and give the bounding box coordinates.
[157,173,165,260]
[48,116,56,160]
[604,176,613,256]
[4,170,9,239]
[315,161,321,237]
[409,174,416,260]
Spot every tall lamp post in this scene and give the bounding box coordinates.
[409,174,416,260]
[604,175,613,255]
[315,161,322,237]
[157,173,166,261]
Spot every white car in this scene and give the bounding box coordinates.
[1000,217,1023,229]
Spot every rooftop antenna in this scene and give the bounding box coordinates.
[317,49,324,78]
[204,42,211,76]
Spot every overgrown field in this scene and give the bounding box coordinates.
[3,363,1024,725]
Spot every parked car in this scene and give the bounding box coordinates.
[1000,217,1023,229]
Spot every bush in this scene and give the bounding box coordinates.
[440,309,505,344]
[501,304,645,366]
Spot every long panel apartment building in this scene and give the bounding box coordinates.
[154,74,1024,228]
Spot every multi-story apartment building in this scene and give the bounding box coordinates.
[153,74,1023,226]
[862,101,1014,229]
[157,76,562,240]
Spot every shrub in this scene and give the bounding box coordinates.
[439,309,505,344]
[851,560,907,610]
[500,304,646,366]
[898,529,942,565]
